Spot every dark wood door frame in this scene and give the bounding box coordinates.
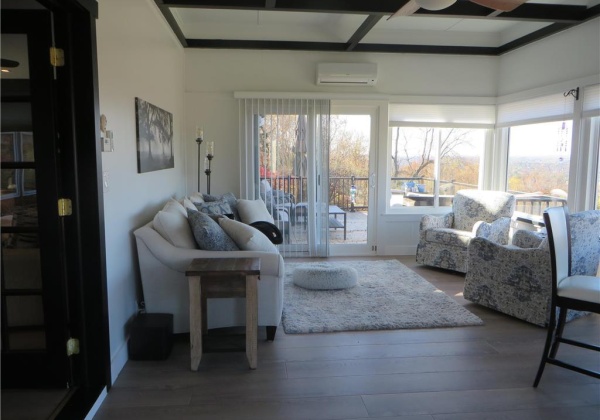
[2,0,110,417]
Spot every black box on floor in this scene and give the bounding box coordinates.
[128,313,173,360]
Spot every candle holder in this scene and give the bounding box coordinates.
[204,155,213,195]
[196,130,203,192]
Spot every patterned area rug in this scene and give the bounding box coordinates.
[282,260,483,334]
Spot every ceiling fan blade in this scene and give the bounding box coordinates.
[388,0,421,19]
[469,0,526,12]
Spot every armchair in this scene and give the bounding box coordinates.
[464,209,600,326]
[415,189,516,273]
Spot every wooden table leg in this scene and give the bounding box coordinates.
[245,274,258,369]
[189,275,202,371]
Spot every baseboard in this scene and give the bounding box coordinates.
[110,339,129,385]
[382,245,416,255]
[84,387,107,420]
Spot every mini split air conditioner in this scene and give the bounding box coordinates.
[316,63,377,86]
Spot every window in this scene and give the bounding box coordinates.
[507,121,571,216]
[389,127,485,208]
[387,102,494,211]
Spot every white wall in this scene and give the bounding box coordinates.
[498,17,600,96]
[96,0,185,382]
[184,19,598,256]
[184,49,499,195]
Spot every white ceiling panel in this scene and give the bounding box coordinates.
[174,9,366,43]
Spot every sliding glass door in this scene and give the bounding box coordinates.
[239,98,330,257]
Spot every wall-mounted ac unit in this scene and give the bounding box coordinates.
[316,63,377,86]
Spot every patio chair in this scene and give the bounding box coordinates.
[415,189,515,273]
[259,179,295,241]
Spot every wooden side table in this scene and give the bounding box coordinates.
[185,257,260,371]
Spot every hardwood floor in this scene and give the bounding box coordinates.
[94,256,600,420]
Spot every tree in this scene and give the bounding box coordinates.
[391,127,475,179]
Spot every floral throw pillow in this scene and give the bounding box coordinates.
[186,209,239,251]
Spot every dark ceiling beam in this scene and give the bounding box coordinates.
[162,1,588,24]
[497,22,575,55]
[154,0,188,47]
[185,38,499,56]
[265,0,276,8]
[497,5,600,55]
[346,15,383,52]
[161,0,419,15]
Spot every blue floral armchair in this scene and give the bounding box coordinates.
[464,209,600,326]
[415,189,516,273]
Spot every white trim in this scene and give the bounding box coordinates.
[110,339,129,386]
[234,91,496,105]
[496,74,600,105]
[390,122,494,129]
[84,387,108,420]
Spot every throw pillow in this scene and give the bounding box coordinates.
[203,192,239,220]
[162,198,187,218]
[194,201,233,216]
[187,209,239,251]
[188,192,205,204]
[219,218,278,253]
[236,199,274,224]
[181,197,197,213]
[153,211,197,249]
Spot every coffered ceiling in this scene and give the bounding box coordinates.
[155,0,600,56]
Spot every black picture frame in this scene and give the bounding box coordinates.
[135,97,174,173]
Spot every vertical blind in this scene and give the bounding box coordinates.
[238,98,331,257]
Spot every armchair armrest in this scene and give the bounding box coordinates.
[420,212,453,231]
[512,229,547,249]
[474,216,511,245]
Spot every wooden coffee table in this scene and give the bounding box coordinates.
[185,257,261,371]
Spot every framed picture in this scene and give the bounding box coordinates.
[135,97,174,173]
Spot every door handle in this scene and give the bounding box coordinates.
[370,172,376,188]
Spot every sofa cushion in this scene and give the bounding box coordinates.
[188,192,205,204]
[187,209,239,251]
[203,192,239,220]
[162,198,187,218]
[237,199,274,224]
[424,228,473,248]
[194,201,233,217]
[219,218,277,253]
[153,211,197,249]
[181,197,197,213]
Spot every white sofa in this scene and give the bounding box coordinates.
[133,197,284,339]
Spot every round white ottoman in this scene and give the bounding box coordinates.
[293,264,358,290]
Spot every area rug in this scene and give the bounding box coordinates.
[282,260,483,334]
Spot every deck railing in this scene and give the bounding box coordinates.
[261,176,566,216]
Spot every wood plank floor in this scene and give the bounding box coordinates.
[94,256,600,420]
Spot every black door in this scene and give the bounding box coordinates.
[1,9,71,389]
[2,2,110,418]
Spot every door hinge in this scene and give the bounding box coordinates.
[58,198,72,217]
[66,338,80,356]
[50,47,65,67]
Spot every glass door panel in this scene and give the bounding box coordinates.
[329,105,377,255]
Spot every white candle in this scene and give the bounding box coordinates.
[196,127,203,139]
[204,157,209,170]
[207,141,214,157]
